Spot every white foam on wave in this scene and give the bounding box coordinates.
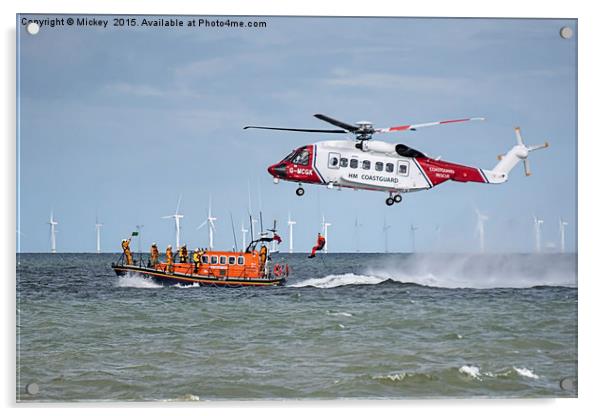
[365,254,576,289]
[290,273,384,288]
[292,253,576,290]
[327,310,353,317]
[459,365,482,380]
[116,273,163,289]
[373,373,407,382]
[174,282,201,289]
[513,367,540,379]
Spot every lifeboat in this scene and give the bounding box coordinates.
[111,237,288,287]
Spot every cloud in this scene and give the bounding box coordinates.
[104,82,165,97]
[323,68,475,96]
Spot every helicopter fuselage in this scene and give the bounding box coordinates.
[267,139,493,197]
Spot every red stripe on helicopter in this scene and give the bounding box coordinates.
[415,158,487,186]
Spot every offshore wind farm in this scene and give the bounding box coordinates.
[40,201,571,255]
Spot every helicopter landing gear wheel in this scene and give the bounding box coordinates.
[393,194,402,203]
[296,186,305,197]
[385,197,395,206]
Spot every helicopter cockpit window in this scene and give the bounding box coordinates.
[283,150,297,162]
[350,158,358,169]
[385,163,394,173]
[362,160,371,170]
[340,158,348,168]
[375,162,384,171]
[292,149,310,165]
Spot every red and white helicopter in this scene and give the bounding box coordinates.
[245,114,549,206]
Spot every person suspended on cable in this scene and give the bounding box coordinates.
[272,233,282,244]
[121,238,133,265]
[308,233,326,258]
[150,242,160,266]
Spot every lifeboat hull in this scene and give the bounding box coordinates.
[111,263,286,287]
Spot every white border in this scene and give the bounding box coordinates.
[3,1,599,415]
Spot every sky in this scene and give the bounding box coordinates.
[16,15,577,253]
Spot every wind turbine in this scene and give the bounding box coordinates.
[162,195,184,249]
[383,216,391,253]
[410,224,418,253]
[198,196,217,249]
[321,215,332,253]
[241,220,249,249]
[559,218,568,253]
[533,215,544,253]
[47,211,58,254]
[95,215,103,254]
[475,209,488,253]
[287,212,296,253]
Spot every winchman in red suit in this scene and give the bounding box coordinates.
[308,233,326,258]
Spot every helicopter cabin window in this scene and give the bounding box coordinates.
[237,256,245,265]
[292,148,310,166]
[340,157,348,168]
[362,160,371,170]
[328,152,341,169]
[228,256,236,265]
[219,256,227,265]
[385,163,394,173]
[350,158,359,169]
[210,256,218,264]
[398,161,410,176]
[375,162,384,172]
[201,255,209,264]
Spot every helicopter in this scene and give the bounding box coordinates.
[244,114,549,206]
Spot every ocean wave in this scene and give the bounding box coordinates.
[459,365,482,380]
[289,272,575,290]
[372,372,435,382]
[290,273,384,288]
[326,310,353,317]
[513,367,540,379]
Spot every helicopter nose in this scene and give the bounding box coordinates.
[268,163,287,178]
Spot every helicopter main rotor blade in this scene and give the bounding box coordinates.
[243,126,347,133]
[313,114,359,132]
[376,117,485,134]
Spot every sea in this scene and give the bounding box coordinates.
[16,252,577,402]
